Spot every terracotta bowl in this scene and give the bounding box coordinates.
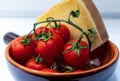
[5,40,119,81]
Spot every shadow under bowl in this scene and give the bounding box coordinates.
[5,40,119,81]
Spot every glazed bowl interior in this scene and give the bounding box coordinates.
[5,40,119,80]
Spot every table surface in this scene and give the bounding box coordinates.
[0,17,120,81]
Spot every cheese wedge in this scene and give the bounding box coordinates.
[36,0,109,51]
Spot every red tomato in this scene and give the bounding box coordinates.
[32,27,49,40]
[63,39,90,67]
[25,58,47,70]
[37,31,64,60]
[50,24,70,43]
[11,36,36,65]
[35,27,49,35]
[41,68,58,73]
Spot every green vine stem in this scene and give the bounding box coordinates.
[75,32,84,48]
[34,20,92,50]
[33,9,95,50]
[43,21,52,38]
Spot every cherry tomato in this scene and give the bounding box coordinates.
[32,27,49,40]
[37,30,64,60]
[63,39,90,67]
[11,36,36,65]
[35,27,49,35]
[50,24,70,43]
[25,58,47,70]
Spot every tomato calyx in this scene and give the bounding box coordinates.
[39,31,52,42]
[34,22,53,42]
[35,33,42,41]
[64,33,89,57]
[21,36,32,45]
[34,54,44,63]
[50,62,74,72]
[70,42,88,57]
[50,62,58,70]
[62,65,74,72]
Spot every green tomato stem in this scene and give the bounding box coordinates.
[34,19,91,49]
[35,54,44,63]
[33,9,94,50]
[21,29,33,45]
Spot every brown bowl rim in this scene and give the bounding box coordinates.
[5,40,119,77]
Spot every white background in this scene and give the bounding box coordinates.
[0,0,120,81]
[0,0,120,18]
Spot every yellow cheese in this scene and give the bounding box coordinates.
[36,0,109,51]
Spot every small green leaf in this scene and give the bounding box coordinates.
[87,28,96,43]
[64,65,74,72]
[51,63,57,70]
[70,10,80,18]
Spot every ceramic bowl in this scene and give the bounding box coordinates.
[5,40,119,81]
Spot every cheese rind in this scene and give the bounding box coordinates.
[36,0,109,51]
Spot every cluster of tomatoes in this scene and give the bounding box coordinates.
[11,23,90,73]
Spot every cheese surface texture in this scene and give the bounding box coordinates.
[37,0,108,51]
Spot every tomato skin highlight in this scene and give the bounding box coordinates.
[11,36,36,65]
[25,58,47,70]
[63,40,90,67]
[50,24,70,43]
